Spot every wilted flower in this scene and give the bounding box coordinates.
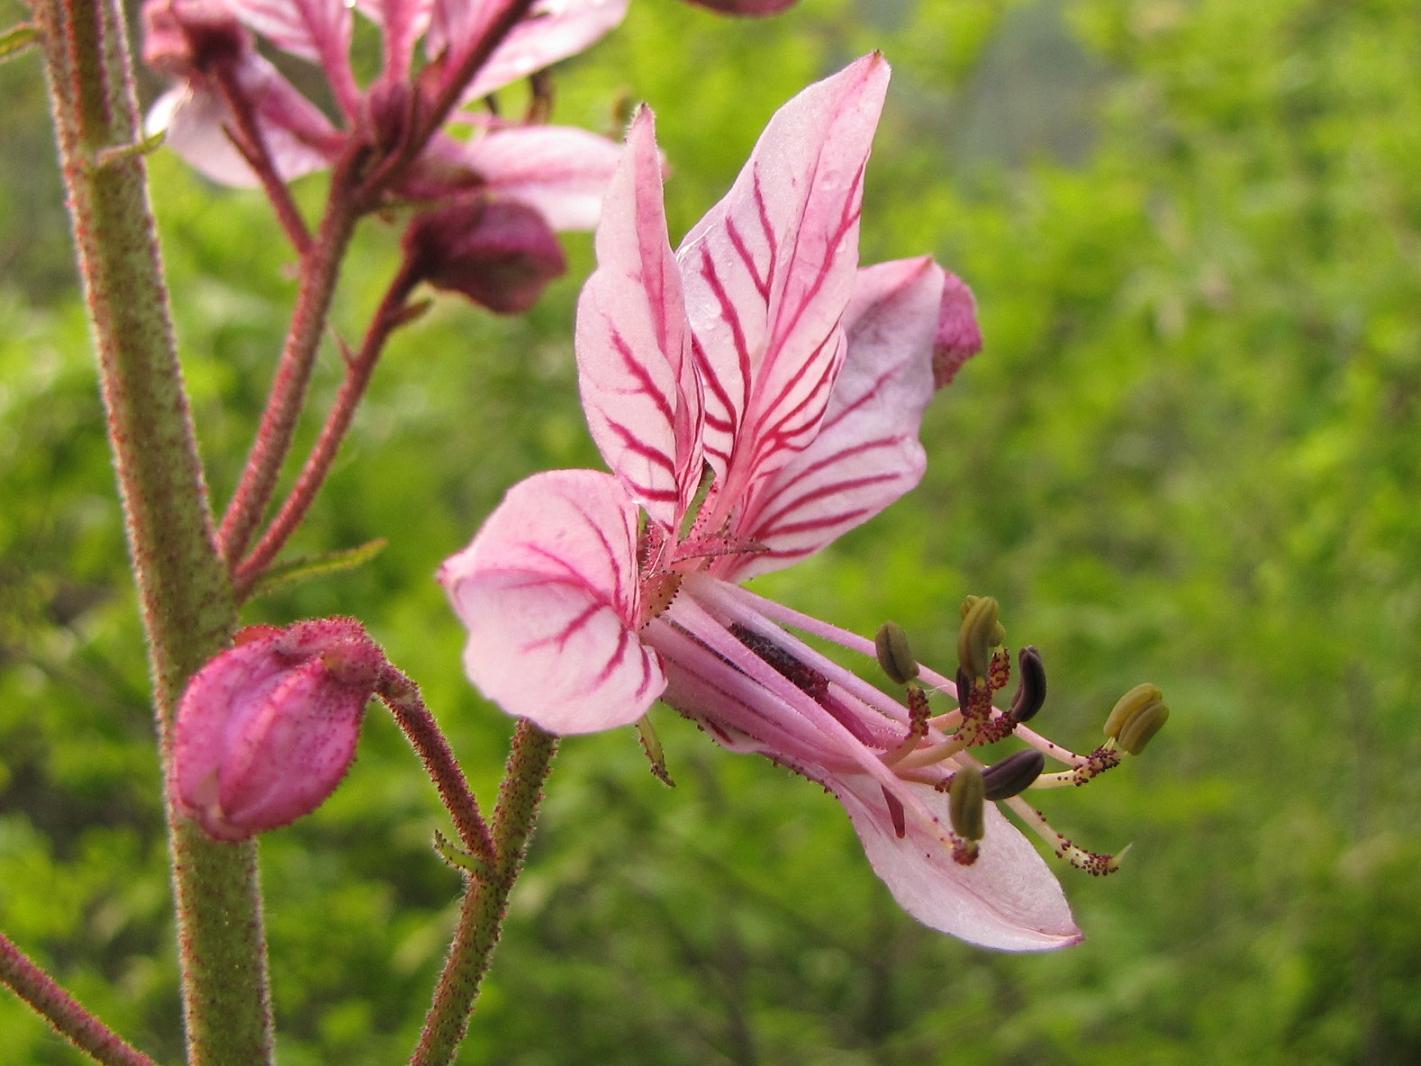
[436,56,1167,951]
[171,618,385,841]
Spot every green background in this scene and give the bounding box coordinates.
[2,0,1419,1061]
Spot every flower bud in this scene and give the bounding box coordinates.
[932,272,983,389]
[947,766,985,842]
[403,198,567,314]
[981,749,1045,801]
[142,0,249,78]
[874,621,918,686]
[171,618,385,841]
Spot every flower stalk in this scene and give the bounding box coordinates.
[411,720,557,1066]
[33,0,273,1058]
[0,934,157,1066]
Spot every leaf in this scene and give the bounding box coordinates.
[0,23,38,63]
[247,538,388,599]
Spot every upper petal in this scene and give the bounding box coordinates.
[439,470,665,734]
[716,257,943,580]
[677,53,888,500]
[575,108,703,530]
[836,775,1082,951]
[224,0,359,114]
[430,0,628,103]
[457,124,623,230]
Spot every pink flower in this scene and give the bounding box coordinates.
[142,0,626,229]
[171,619,385,841]
[440,56,1093,950]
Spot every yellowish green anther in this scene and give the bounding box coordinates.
[948,766,986,841]
[874,621,919,685]
[1103,682,1164,740]
[1118,701,1169,755]
[956,595,1002,682]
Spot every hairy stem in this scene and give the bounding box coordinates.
[0,934,157,1066]
[411,721,557,1066]
[378,668,497,864]
[217,178,359,566]
[233,261,419,595]
[33,0,273,1060]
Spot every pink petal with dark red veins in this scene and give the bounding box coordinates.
[457,125,623,230]
[716,257,943,581]
[148,55,340,187]
[357,0,433,81]
[439,470,665,734]
[576,108,703,530]
[835,775,1083,951]
[676,53,888,498]
[225,0,360,115]
[430,0,628,104]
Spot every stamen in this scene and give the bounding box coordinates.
[1028,743,1122,789]
[1002,796,1125,877]
[874,621,919,685]
[981,749,1046,800]
[947,766,985,842]
[957,595,1004,683]
[1008,646,1046,722]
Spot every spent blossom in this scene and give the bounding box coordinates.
[441,56,1161,950]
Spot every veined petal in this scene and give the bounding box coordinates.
[836,775,1082,951]
[458,124,622,230]
[149,56,339,187]
[717,257,943,580]
[431,0,628,102]
[677,54,888,499]
[576,108,703,529]
[225,0,359,114]
[439,470,665,734]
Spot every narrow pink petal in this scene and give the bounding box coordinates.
[431,0,628,102]
[836,775,1082,951]
[149,57,339,187]
[575,108,702,529]
[439,470,665,734]
[357,0,434,81]
[716,257,943,580]
[677,54,888,501]
[457,125,622,230]
[225,0,360,115]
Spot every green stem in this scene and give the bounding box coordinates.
[410,721,558,1066]
[33,0,273,1061]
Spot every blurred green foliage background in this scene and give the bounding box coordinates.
[3,0,1420,1061]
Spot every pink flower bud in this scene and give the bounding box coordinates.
[171,618,385,841]
[932,272,983,389]
[142,0,249,79]
[404,199,567,314]
[680,0,802,15]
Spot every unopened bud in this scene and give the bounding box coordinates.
[172,618,384,841]
[957,595,1003,682]
[404,198,566,314]
[1103,682,1164,741]
[932,272,983,389]
[1118,700,1169,755]
[1008,645,1046,722]
[981,749,1045,801]
[948,766,985,841]
[874,622,918,685]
